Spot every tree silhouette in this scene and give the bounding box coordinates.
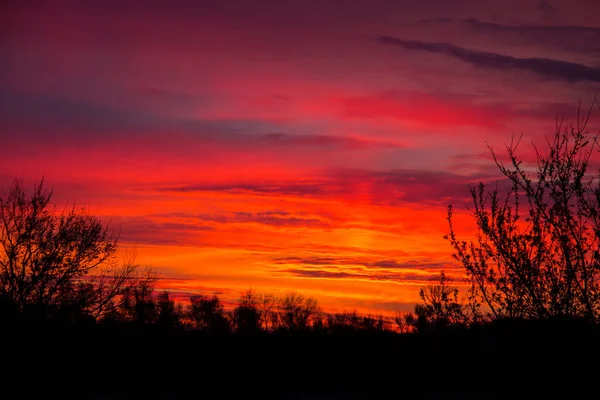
[118,277,157,325]
[408,272,468,332]
[445,99,600,321]
[327,310,388,333]
[156,290,182,330]
[0,178,147,321]
[232,289,262,334]
[278,292,321,331]
[186,294,230,333]
[258,292,278,331]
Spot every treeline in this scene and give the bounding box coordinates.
[2,281,397,335]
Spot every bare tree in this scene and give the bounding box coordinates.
[186,294,230,333]
[83,250,157,320]
[117,272,157,325]
[258,293,278,331]
[232,289,262,333]
[0,178,148,320]
[416,271,468,330]
[327,310,362,332]
[445,98,600,321]
[278,292,321,331]
[394,311,414,334]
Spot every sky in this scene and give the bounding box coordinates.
[2,0,600,315]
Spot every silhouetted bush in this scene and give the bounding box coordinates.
[446,98,600,321]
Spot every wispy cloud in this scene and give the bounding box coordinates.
[148,167,505,206]
[107,216,215,246]
[197,211,327,228]
[418,18,600,55]
[274,256,449,271]
[377,36,600,83]
[0,88,401,151]
[279,268,440,284]
[260,132,404,149]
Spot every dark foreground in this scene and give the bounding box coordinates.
[3,319,599,399]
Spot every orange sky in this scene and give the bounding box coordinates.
[2,0,600,315]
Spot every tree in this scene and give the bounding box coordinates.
[327,310,362,333]
[186,294,230,333]
[278,292,321,331]
[108,265,157,325]
[258,293,278,331]
[394,311,414,334]
[0,178,147,321]
[232,289,262,334]
[156,290,182,330]
[445,99,600,321]
[414,271,467,331]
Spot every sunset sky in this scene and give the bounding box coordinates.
[2,0,600,314]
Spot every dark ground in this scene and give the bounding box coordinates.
[2,319,598,399]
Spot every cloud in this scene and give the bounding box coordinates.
[368,259,413,268]
[330,168,503,205]
[107,216,215,246]
[153,182,326,197]
[260,132,404,149]
[150,211,328,229]
[376,36,600,83]
[275,257,345,266]
[0,88,161,135]
[418,18,600,55]
[274,256,448,271]
[0,88,401,153]
[204,211,326,228]
[537,0,559,15]
[279,268,437,284]
[275,254,466,285]
[149,167,507,206]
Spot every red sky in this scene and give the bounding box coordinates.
[2,0,600,315]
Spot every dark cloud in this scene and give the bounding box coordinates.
[275,257,347,266]
[331,168,504,205]
[227,211,324,227]
[367,259,411,268]
[153,182,325,197]
[377,36,600,83]
[107,216,215,246]
[274,256,448,271]
[0,88,161,134]
[255,210,289,217]
[261,132,404,149]
[466,19,599,37]
[151,211,326,228]
[418,18,600,55]
[537,0,559,15]
[0,88,399,151]
[284,269,357,280]
[149,167,509,206]
[279,268,436,284]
